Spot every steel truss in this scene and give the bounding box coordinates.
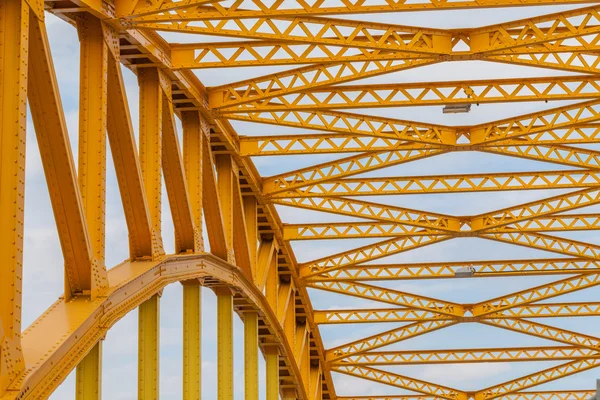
[2,0,600,399]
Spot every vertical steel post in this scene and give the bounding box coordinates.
[310,366,322,400]
[76,341,102,400]
[160,93,196,254]
[265,255,278,311]
[244,312,259,400]
[265,345,279,400]
[201,134,228,260]
[215,155,235,263]
[0,0,28,393]
[216,287,233,400]
[76,13,108,272]
[138,68,164,254]
[182,111,204,253]
[138,294,160,400]
[183,281,201,400]
[243,196,258,278]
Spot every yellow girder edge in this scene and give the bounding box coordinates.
[130,6,599,61]
[474,358,600,400]
[207,54,600,111]
[263,147,451,195]
[284,214,600,239]
[224,100,600,149]
[480,231,600,259]
[305,258,600,281]
[326,320,458,361]
[313,302,600,323]
[332,364,467,400]
[273,197,462,233]
[0,0,29,392]
[272,169,600,198]
[259,144,600,194]
[171,41,597,69]
[334,346,600,365]
[472,186,600,231]
[116,0,220,18]
[306,273,600,321]
[0,254,309,400]
[480,318,600,349]
[337,393,593,400]
[472,99,600,144]
[218,75,600,112]
[239,127,600,156]
[129,0,599,21]
[132,15,453,56]
[306,280,465,317]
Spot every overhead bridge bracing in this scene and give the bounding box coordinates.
[3,0,600,399]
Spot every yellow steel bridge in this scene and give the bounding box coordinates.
[2,0,600,399]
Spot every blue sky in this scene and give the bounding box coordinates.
[21,4,600,399]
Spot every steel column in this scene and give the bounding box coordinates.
[244,312,259,400]
[0,0,29,393]
[265,253,279,311]
[216,154,235,263]
[182,281,201,400]
[243,196,258,276]
[182,111,205,253]
[161,92,196,254]
[75,341,102,400]
[310,366,322,400]
[138,294,160,400]
[265,345,279,400]
[76,13,108,268]
[138,67,164,254]
[202,133,228,260]
[216,287,233,400]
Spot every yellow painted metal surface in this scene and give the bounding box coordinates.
[182,111,205,253]
[182,281,201,400]
[127,0,596,19]
[244,312,259,400]
[265,345,279,400]
[216,287,233,400]
[138,295,159,400]
[0,0,28,394]
[76,342,102,400]
[3,0,600,399]
[138,67,165,256]
[162,93,196,254]
[77,14,108,267]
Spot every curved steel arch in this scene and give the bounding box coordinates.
[14,254,315,399]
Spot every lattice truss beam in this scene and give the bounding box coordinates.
[9,0,600,399]
[144,1,600,398]
[1,0,338,400]
[267,148,600,396]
